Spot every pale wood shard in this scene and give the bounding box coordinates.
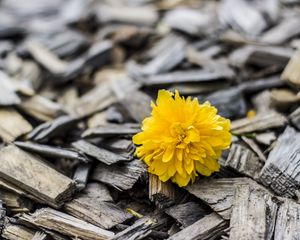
[1,222,35,240]
[274,199,300,240]
[261,17,300,44]
[15,141,90,163]
[64,185,132,229]
[0,200,5,234]
[281,49,300,90]
[255,132,276,146]
[0,71,21,106]
[26,41,69,75]
[112,217,155,240]
[0,189,32,213]
[80,182,113,202]
[167,213,228,240]
[149,174,176,209]
[142,67,235,86]
[21,208,114,240]
[185,178,245,219]
[28,116,79,142]
[120,90,152,123]
[0,145,75,207]
[0,108,32,142]
[225,144,264,180]
[82,123,140,139]
[231,111,287,134]
[72,140,130,165]
[290,106,300,130]
[241,136,267,162]
[228,184,278,240]
[270,89,300,111]
[259,127,300,197]
[19,95,65,122]
[91,160,147,191]
[32,231,48,240]
[165,202,207,228]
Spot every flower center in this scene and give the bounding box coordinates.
[170,122,187,142]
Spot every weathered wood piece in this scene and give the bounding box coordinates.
[281,49,300,90]
[21,208,114,240]
[225,144,263,180]
[0,108,32,142]
[229,184,278,240]
[73,163,91,191]
[64,184,132,229]
[0,201,5,235]
[259,127,300,197]
[0,71,21,106]
[149,174,176,209]
[28,116,79,142]
[165,202,207,228]
[72,140,130,165]
[167,213,228,240]
[0,145,75,207]
[112,217,158,240]
[142,67,235,86]
[19,95,65,122]
[273,199,300,240]
[91,160,146,191]
[261,17,300,44]
[185,178,245,219]
[32,231,48,240]
[270,89,300,111]
[0,189,32,213]
[15,141,89,163]
[82,123,140,139]
[231,111,287,134]
[1,222,35,240]
[120,90,152,123]
[290,106,300,130]
[26,41,69,75]
[241,136,267,162]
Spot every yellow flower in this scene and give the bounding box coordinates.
[132,90,232,187]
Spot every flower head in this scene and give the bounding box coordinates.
[132,90,231,187]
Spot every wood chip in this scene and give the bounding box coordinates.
[290,106,300,130]
[259,126,300,197]
[0,145,75,207]
[72,140,130,165]
[281,49,300,90]
[1,222,35,240]
[167,213,228,240]
[91,160,146,191]
[21,208,114,240]
[0,108,32,142]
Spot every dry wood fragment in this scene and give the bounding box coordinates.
[241,136,267,162]
[255,132,276,146]
[64,185,132,229]
[0,200,5,235]
[112,217,154,240]
[281,49,300,90]
[259,126,300,197]
[0,108,32,142]
[0,71,20,106]
[28,116,79,142]
[21,208,114,240]
[1,221,35,240]
[270,89,300,111]
[229,183,278,240]
[290,106,300,130]
[149,174,176,209]
[26,41,69,75]
[32,231,48,240]
[0,145,75,207]
[225,143,263,180]
[73,163,91,191]
[91,160,146,191]
[82,123,140,139]
[167,213,228,240]
[165,202,207,228]
[72,140,130,165]
[185,178,244,219]
[19,95,65,122]
[15,141,89,163]
[273,199,300,240]
[0,189,32,213]
[231,111,287,134]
